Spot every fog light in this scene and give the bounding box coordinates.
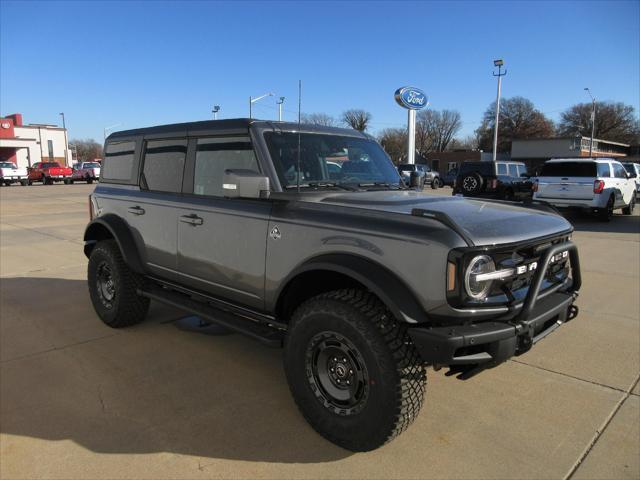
[465,255,495,300]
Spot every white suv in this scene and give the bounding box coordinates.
[533,158,637,221]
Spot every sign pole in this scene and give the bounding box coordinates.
[407,109,416,165]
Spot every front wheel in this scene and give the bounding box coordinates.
[284,289,426,451]
[598,195,615,222]
[20,179,28,186]
[622,194,636,215]
[88,239,149,328]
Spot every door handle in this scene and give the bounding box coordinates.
[127,206,145,215]
[180,214,204,226]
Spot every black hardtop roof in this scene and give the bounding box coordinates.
[106,118,370,141]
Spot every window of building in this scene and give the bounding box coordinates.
[431,160,440,173]
[612,163,627,179]
[597,163,611,177]
[47,140,54,161]
[193,137,258,197]
[142,139,187,193]
[102,141,137,182]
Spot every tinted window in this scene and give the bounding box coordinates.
[612,163,627,179]
[193,137,258,197]
[460,162,493,176]
[622,163,634,174]
[597,163,611,177]
[540,162,597,177]
[102,141,136,181]
[508,164,519,177]
[517,165,529,177]
[496,163,508,175]
[142,139,187,193]
[398,165,415,172]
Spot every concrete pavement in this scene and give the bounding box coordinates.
[1,184,638,479]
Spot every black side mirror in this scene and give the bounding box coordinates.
[409,171,424,188]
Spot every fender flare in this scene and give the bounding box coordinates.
[276,253,429,324]
[83,214,144,273]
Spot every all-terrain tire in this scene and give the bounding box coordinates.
[622,194,635,215]
[461,172,483,195]
[284,289,426,451]
[598,195,615,222]
[88,239,149,328]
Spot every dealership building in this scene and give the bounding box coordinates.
[0,113,71,168]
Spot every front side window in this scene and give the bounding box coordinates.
[194,137,258,197]
[597,163,611,177]
[516,165,529,177]
[142,139,187,193]
[102,141,136,181]
[264,132,401,188]
[496,163,508,175]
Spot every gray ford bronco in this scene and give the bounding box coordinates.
[84,119,581,451]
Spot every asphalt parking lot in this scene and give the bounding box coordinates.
[1,183,638,480]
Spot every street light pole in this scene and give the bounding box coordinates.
[584,88,596,157]
[59,112,69,166]
[212,105,220,120]
[104,123,122,141]
[492,59,507,162]
[277,97,285,121]
[249,92,274,119]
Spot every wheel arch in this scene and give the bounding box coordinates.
[274,253,429,325]
[83,214,144,273]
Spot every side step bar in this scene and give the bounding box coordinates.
[139,284,284,348]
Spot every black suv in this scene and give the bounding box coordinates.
[453,161,533,200]
[84,119,580,451]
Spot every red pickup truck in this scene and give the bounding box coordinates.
[28,162,73,185]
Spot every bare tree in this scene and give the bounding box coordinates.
[475,96,555,152]
[557,101,640,144]
[378,128,407,164]
[342,109,372,132]
[447,134,479,151]
[70,139,103,162]
[415,109,463,156]
[300,112,338,127]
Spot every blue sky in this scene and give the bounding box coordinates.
[1,0,638,141]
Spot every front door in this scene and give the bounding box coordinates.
[176,136,271,310]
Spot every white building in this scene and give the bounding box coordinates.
[0,113,72,168]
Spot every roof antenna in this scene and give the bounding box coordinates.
[296,79,302,193]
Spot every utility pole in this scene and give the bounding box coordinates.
[59,112,69,166]
[212,105,220,120]
[584,88,596,157]
[277,97,285,121]
[492,59,507,162]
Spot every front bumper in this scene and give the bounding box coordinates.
[408,242,581,378]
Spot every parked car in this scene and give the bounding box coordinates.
[441,167,458,187]
[71,161,101,183]
[533,158,636,221]
[622,162,640,196]
[0,162,29,186]
[453,161,532,200]
[397,163,441,188]
[28,162,73,185]
[84,119,581,451]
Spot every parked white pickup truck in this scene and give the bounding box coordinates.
[533,158,637,221]
[71,162,101,184]
[0,162,29,186]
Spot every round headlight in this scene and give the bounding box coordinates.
[464,255,496,300]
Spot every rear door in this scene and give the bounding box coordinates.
[535,161,597,201]
[176,136,271,310]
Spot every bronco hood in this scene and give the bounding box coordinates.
[313,191,572,246]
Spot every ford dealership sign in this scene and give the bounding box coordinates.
[394,87,428,110]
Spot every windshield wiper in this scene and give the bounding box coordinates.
[284,182,357,191]
[358,182,403,190]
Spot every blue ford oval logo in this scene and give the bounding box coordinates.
[394,86,428,110]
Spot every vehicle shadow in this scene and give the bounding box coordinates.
[560,210,640,235]
[0,276,350,464]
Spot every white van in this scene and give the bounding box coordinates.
[533,158,636,221]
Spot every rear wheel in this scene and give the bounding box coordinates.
[503,188,515,201]
[598,195,615,222]
[622,194,635,215]
[461,173,483,195]
[284,289,426,451]
[20,179,28,186]
[431,177,440,189]
[88,239,149,328]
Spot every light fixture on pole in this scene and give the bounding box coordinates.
[212,105,220,120]
[584,88,596,157]
[104,123,122,141]
[492,59,507,162]
[249,92,274,119]
[59,112,69,166]
[276,97,285,121]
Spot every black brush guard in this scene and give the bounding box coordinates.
[408,242,581,379]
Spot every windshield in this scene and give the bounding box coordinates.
[540,162,596,177]
[264,132,401,189]
[84,162,101,168]
[0,162,16,169]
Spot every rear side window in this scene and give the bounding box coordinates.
[508,164,519,177]
[597,163,611,177]
[612,163,627,179]
[102,141,136,182]
[496,163,507,175]
[193,137,259,197]
[540,162,596,177]
[141,139,187,193]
